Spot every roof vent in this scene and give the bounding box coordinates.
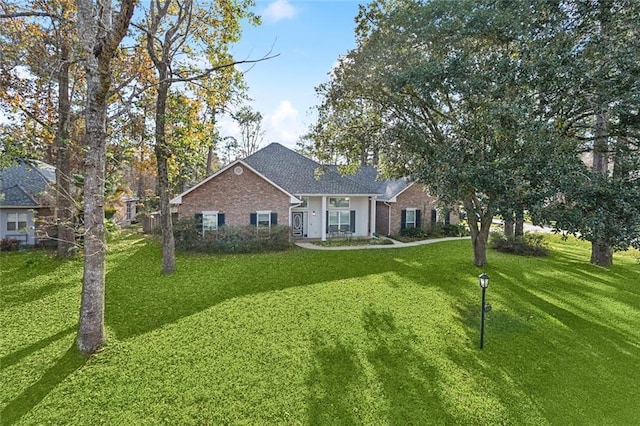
[234,166,243,175]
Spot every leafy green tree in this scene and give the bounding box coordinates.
[165,91,218,192]
[142,0,267,274]
[0,0,82,257]
[310,0,578,266]
[534,0,640,266]
[310,0,639,266]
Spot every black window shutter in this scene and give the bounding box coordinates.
[431,209,437,223]
[271,212,277,225]
[326,211,329,233]
[445,211,451,225]
[194,213,203,232]
[416,210,422,228]
[400,209,407,230]
[350,210,356,233]
[250,213,257,225]
[218,213,225,226]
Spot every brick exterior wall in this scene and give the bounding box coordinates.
[176,164,291,226]
[375,201,391,236]
[375,183,459,236]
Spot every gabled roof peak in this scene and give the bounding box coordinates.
[0,159,55,207]
[243,143,377,195]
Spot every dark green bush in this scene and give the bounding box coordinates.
[1,238,21,251]
[489,232,548,257]
[173,218,292,253]
[424,223,469,238]
[400,226,427,238]
[438,223,469,237]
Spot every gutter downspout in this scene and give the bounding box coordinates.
[384,202,391,236]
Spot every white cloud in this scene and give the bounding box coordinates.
[269,100,298,127]
[263,0,297,23]
[263,100,304,147]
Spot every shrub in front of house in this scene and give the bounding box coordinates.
[399,226,428,238]
[0,238,21,251]
[173,218,292,253]
[423,223,469,238]
[489,232,548,257]
[435,223,469,237]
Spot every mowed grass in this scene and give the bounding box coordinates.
[1,232,639,425]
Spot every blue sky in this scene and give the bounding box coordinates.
[219,0,362,149]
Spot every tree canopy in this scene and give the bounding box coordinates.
[307,0,640,266]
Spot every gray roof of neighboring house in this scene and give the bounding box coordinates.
[0,160,56,207]
[243,143,378,195]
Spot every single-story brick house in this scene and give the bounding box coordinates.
[170,143,458,240]
[0,159,56,245]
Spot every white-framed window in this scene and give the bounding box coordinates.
[329,210,351,232]
[406,208,417,229]
[329,197,350,208]
[7,213,27,231]
[202,211,219,232]
[126,203,132,220]
[257,211,271,228]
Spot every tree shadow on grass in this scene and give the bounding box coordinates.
[429,247,640,423]
[105,239,425,340]
[305,307,455,425]
[1,344,86,426]
[0,254,73,309]
[0,251,63,286]
[361,308,455,424]
[0,325,76,371]
[305,335,363,425]
[493,253,640,357]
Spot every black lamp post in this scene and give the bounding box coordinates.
[479,273,489,349]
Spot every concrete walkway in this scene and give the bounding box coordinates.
[295,236,471,250]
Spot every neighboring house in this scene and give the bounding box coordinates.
[170,143,458,240]
[113,195,139,226]
[0,159,56,245]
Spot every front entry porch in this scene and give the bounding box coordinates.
[291,195,376,241]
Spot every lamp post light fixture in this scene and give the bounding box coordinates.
[479,273,489,349]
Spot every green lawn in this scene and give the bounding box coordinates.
[1,232,639,425]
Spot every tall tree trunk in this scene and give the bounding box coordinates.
[514,208,524,238]
[206,146,214,176]
[464,197,493,267]
[137,144,145,199]
[591,111,613,267]
[591,240,613,266]
[76,0,136,355]
[155,79,176,274]
[503,214,514,238]
[206,109,216,176]
[56,42,76,258]
[78,56,108,353]
[136,103,149,201]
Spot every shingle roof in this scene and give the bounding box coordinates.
[243,143,378,195]
[171,143,415,203]
[0,160,55,207]
[332,165,411,201]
